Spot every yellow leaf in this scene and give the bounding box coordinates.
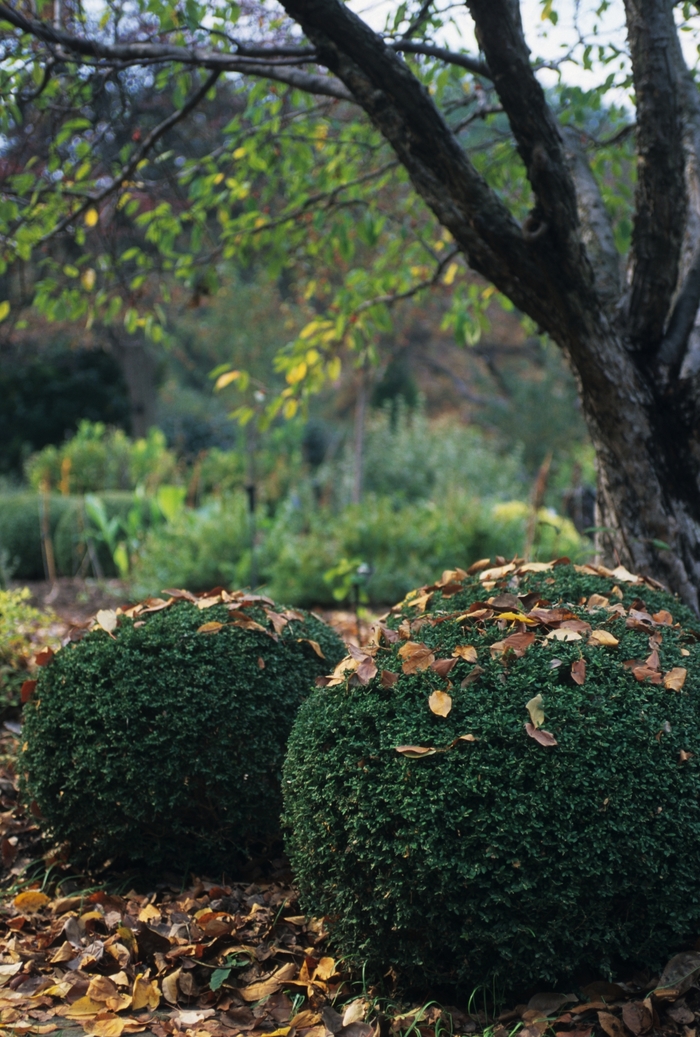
[95,609,118,634]
[161,968,181,1004]
[238,962,296,1002]
[459,733,477,742]
[81,268,96,291]
[65,995,106,1017]
[132,974,160,1011]
[83,1015,126,1037]
[496,611,537,624]
[233,147,246,159]
[395,745,437,758]
[87,976,119,1002]
[546,628,582,642]
[13,891,49,913]
[664,667,687,691]
[314,957,336,981]
[215,370,241,390]
[442,261,459,286]
[526,693,545,729]
[286,361,308,385]
[84,207,99,227]
[327,356,341,381]
[428,690,452,717]
[588,629,619,647]
[137,903,160,923]
[196,621,224,634]
[213,172,224,184]
[452,645,477,663]
[0,301,9,322]
[283,398,298,419]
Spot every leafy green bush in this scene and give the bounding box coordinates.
[21,590,345,870]
[284,561,700,993]
[0,493,74,580]
[53,492,140,577]
[25,421,177,493]
[0,588,58,708]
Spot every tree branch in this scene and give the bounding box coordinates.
[278,0,559,333]
[388,40,491,78]
[465,0,587,290]
[623,0,686,354]
[0,3,353,100]
[353,248,460,314]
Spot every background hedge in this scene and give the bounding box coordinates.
[284,561,700,994]
[21,592,345,870]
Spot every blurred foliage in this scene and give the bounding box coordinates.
[0,588,58,709]
[26,421,177,493]
[0,347,130,475]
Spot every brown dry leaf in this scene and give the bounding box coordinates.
[652,610,674,626]
[342,1000,369,1027]
[479,563,516,581]
[395,745,437,759]
[84,1017,127,1037]
[680,750,694,763]
[527,993,578,1016]
[266,610,289,634]
[598,1011,627,1037]
[398,641,435,674]
[290,1011,322,1029]
[621,1001,654,1036]
[300,639,325,659]
[49,941,76,964]
[459,733,478,742]
[664,667,687,691]
[196,621,224,634]
[21,679,36,703]
[453,645,478,663]
[239,962,297,1002]
[526,694,545,729]
[525,723,558,747]
[35,646,54,666]
[381,670,399,688]
[666,1001,695,1025]
[431,657,457,677]
[355,656,378,685]
[502,631,536,656]
[587,594,610,609]
[428,690,452,717]
[571,659,586,685]
[161,967,181,1004]
[656,952,700,998]
[13,891,49,913]
[87,976,119,1003]
[467,557,492,574]
[588,630,619,647]
[460,666,484,687]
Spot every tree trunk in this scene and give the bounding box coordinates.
[108,333,158,439]
[569,324,700,612]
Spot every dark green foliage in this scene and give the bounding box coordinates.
[21,597,345,870]
[0,347,130,474]
[284,563,700,995]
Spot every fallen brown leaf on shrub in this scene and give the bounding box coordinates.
[395,745,437,758]
[452,645,478,662]
[571,659,586,685]
[428,690,452,717]
[524,723,558,746]
[398,641,435,674]
[588,630,620,647]
[598,1010,628,1037]
[664,667,687,691]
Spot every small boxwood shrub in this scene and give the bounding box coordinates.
[284,560,700,994]
[21,589,345,870]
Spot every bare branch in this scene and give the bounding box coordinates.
[388,40,491,78]
[40,69,222,242]
[0,3,353,100]
[465,0,587,288]
[623,0,686,354]
[657,247,700,374]
[354,248,460,314]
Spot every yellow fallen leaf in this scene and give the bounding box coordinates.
[65,996,106,1017]
[132,975,160,1011]
[83,1015,126,1037]
[526,693,545,729]
[458,733,478,742]
[49,941,77,964]
[95,609,118,634]
[588,629,619,647]
[452,645,477,663]
[395,745,437,758]
[664,667,687,691]
[314,957,336,980]
[161,968,181,1004]
[343,1000,369,1027]
[13,891,49,913]
[290,1011,322,1029]
[299,638,325,658]
[238,962,297,1002]
[137,903,161,923]
[87,976,118,1003]
[496,611,537,624]
[610,564,641,583]
[546,628,582,642]
[428,690,452,717]
[196,621,224,634]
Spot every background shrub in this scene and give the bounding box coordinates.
[0,588,59,710]
[21,591,345,870]
[0,494,73,580]
[284,562,700,994]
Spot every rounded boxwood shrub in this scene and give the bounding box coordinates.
[21,589,345,870]
[284,560,700,994]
